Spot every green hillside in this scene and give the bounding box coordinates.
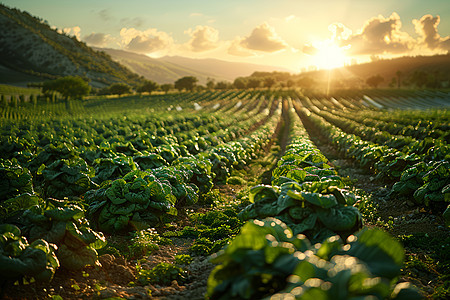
[0,4,144,88]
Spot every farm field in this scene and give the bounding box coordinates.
[1,89,449,299]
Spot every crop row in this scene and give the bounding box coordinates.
[294,101,449,209]
[0,97,282,284]
[206,101,420,299]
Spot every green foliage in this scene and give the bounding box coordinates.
[207,218,421,300]
[85,170,177,233]
[128,228,172,258]
[0,159,34,201]
[136,262,187,286]
[0,224,59,283]
[174,76,198,91]
[137,80,159,93]
[20,202,106,270]
[174,254,192,265]
[40,158,97,199]
[108,83,131,95]
[42,76,90,99]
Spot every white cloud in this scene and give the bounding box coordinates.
[227,38,255,57]
[119,28,173,53]
[63,26,81,40]
[185,25,219,52]
[240,22,288,53]
[83,32,114,47]
[413,14,450,51]
[339,13,414,55]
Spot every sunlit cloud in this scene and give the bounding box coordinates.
[83,32,114,47]
[227,38,255,57]
[413,14,450,51]
[119,28,173,53]
[285,15,296,22]
[240,22,288,52]
[338,13,414,55]
[62,26,81,40]
[185,25,219,52]
[190,12,203,17]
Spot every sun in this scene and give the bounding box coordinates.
[311,41,348,70]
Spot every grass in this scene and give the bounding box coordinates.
[0,84,41,95]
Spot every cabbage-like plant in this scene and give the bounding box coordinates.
[85,170,177,233]
[0,224,59,283]
[207,218,421,300]
[39,158,96,199]
[20,203,106,270]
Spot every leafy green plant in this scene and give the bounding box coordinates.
[0,224,59,284]
[39,158,97,199]
[136,262,187,286]
[85,170,177,233]
[128,228,172,258]
[92,156,138,184]
[20,202,106,270]
[239,180,362,243]
[207,218,421,300]
[0,159,34,201]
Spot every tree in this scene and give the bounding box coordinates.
[246,77,262,89]
[263,76,276,88]
[109,83,131,95]
[137,80,159,94]
[42,76,90,99]
[396,70,403,88]
[174,76,198,91]
[215,81,231,89]
[366,75,384,88]
[161,83,174,93]
[233,77,247,89]
[206,78,215,90]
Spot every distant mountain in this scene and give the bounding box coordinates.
[0,4,143,88]
[158,56,292,83]
[97,48,291,84]
[93,48,220,84]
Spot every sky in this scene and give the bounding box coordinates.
[2,0,450,72]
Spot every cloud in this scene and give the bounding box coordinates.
[337,13,414,55]
[190,13,203,17]
[63,26,81,40]
[413,14,450,51]
[240,23,288,52]
[83,32,113,47]
[120,28,173,53]
[185,25,219,52]
[228,38,255,57]
[302,44,319,55]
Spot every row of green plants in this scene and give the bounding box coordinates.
[333,108,450,142]
[295,103,449,212]
[206,102,420,299]
[0,96,281,285]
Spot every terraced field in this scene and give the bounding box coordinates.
[1,89,449,299]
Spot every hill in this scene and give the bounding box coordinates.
[302,54,450,89]
[96,48,291,84]
[0,4,143,88]
[93,48,220,85]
